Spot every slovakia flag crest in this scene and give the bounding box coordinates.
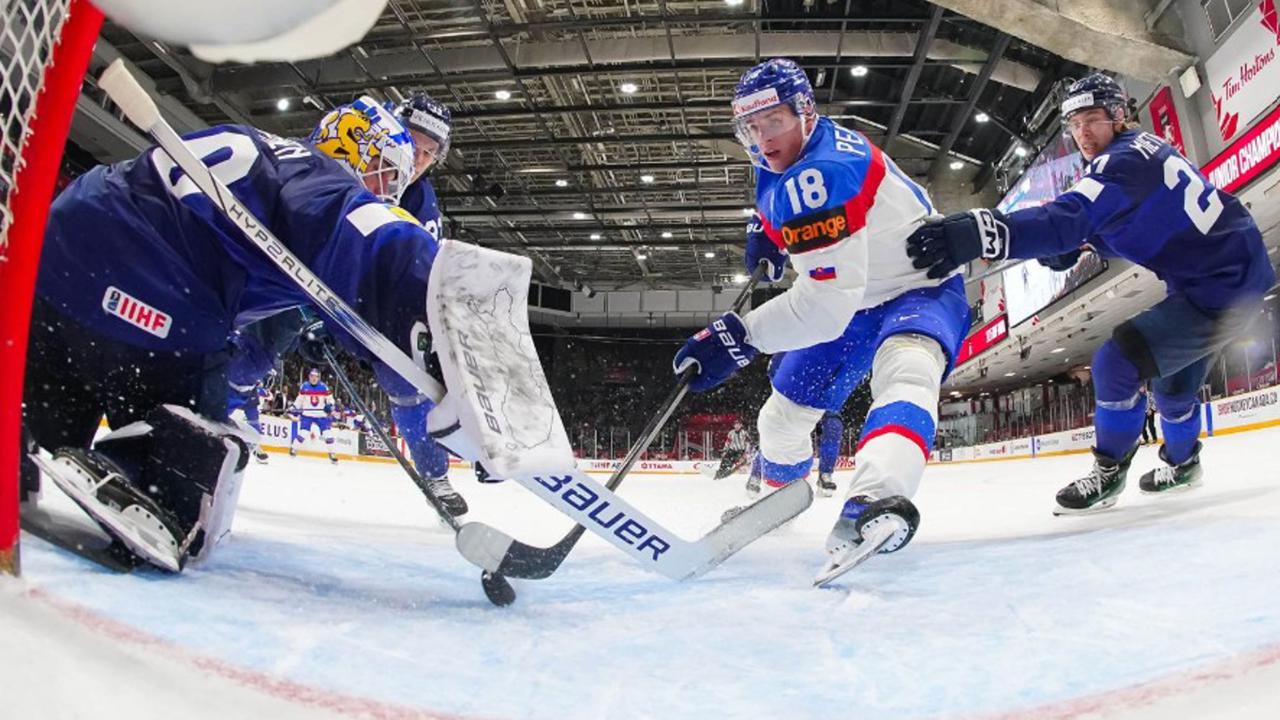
[809,266,837,281]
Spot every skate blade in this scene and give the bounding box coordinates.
[813,523,896,588]
[31,453,181,572]
[1139,478,1204,495]
[1052,496,1121,517]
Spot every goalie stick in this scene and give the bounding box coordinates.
[314,339,516,607]
[456,263,809,581]
[98,60,804,585]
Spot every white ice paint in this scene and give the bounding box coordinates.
[5,429,1280,719]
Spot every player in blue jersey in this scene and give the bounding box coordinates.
[674,58,971,575]
[815,411,843,497]
[226,310,310,464]
[19,96,460,571]
[394,93,451,236]
[906,73,1276,514]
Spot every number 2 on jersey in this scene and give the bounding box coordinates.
[1162,154,1223,235]
[784,169,828,214]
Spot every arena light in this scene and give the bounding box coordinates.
[725,0,744,6]
[1051,347,1065,353]
[1004,371,1016,377]
[620,82,638,94]
[704,251,716,258]
[742,207,754,216]
[733,273,747,284]
[494,89,512,101]
[572,211,588,220]
[1014,145,1029,158]
[661,231,673,239]
[636,252,648,261]
[555,179,568,187]
[640,174,655,183]
[949,160,964,170]
[589,233,602,240]
[975,112,990,123]
[849,65,868,77]
[275,97,290,111]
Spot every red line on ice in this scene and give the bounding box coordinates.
[29,587,494,720]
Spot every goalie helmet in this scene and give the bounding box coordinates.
[394,93,453,176]
[732,58,817,169]
[309,96,416,205]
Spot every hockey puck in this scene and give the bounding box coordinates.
[481,571,516,607]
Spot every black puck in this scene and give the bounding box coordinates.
[481,570,516,607]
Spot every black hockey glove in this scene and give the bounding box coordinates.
[297,319,337,366]
[1037,248,1083,272]
[906,208,1011,279]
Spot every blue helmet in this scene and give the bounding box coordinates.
[1060,73,1128,123]
[732,58,817,169]
[395,93,452,173]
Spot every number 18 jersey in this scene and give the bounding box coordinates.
[745,116,950,354]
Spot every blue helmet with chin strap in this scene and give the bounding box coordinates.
[1060,73,1129,123]
[732,58,817,169]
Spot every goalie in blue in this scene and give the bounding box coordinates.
[673,59,971,576]
[906,73,1275,514]
[20,96,452,572]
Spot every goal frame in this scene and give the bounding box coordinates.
[0,0,105,575]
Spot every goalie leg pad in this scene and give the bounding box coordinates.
[756,391,824,487]
[91,404,251,567]
[848,334,945,500]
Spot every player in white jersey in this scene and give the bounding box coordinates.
[673,59,971,581]
[290,368,339,463]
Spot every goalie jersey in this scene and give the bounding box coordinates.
[747,116,946,354]
[36,124,439,383]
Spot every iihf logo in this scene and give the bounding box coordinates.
[101,286,172,339]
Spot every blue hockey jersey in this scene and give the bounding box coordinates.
[399,174,442,240]
[1004,129,1274,310]
[37,125,439,376]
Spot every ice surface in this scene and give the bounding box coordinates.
[4,429,1280,719]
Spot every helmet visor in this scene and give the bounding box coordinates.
[733,105,802,168]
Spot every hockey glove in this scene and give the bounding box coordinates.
[1037,248,1083,272]
[673,312,758,392]
[906,208,1011,279]
[746,221,787,282]
[297,319,338,366]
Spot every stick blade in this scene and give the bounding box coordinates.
[455,521,517,573]
[680,478,814,581]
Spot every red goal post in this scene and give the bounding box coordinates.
[0,0,104,575]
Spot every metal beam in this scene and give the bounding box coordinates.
[928,33,1012,181]
[884,6,943,148]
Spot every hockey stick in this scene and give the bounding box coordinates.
[99,60,805,585]
[465,263,771,580]
[97,61,447,407]
[316,341,516,606]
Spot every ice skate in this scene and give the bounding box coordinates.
[744,469,762,498]
[329,452,339,464]
[427,475,469,517]
[31,448,186,572]
[815,495,919,587]
[1053,447,1135,516]
[254,448,270,464]
[816,472,837,498]
[289,446,298,457]
[1139,442,1203,494]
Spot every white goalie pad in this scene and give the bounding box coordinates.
[427,240,576,479]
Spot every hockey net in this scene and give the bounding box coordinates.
[0,0,104,575]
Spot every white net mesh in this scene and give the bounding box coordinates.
[0,0,74,262]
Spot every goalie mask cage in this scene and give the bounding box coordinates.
[0,0,104,575]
